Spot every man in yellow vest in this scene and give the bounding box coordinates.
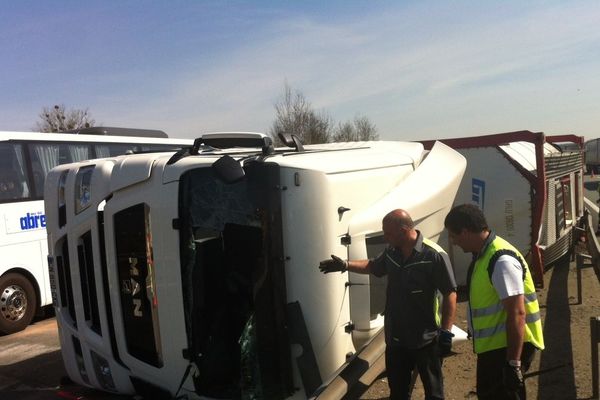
[444,204,544,400]
[319,209,457,400]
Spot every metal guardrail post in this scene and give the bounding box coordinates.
[576,252,593,305]
[577,253,584,305]
[592,316,600,399]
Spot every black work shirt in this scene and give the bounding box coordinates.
[371,231,456,349]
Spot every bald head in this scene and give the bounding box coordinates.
[382,209,417,249]
[383,209,415,230]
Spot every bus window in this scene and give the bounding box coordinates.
[67,144,91,162]
[0,143,29,202]
[95,143,186,157]
[29,143,92,197]
[94,143,137,157]
[140,144,186,152]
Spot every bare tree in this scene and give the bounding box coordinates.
[35,104,95,132]
[332,121,355,142]
[333,116,379,142]
[269,84,332,144]
[353,116,378,141]
[270,83,378,145]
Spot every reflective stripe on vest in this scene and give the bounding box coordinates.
[469,235,545,354]
[471,293,538,318]
[472,311,542,339]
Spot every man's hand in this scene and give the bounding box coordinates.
[438,329,454,357]
[319,255,348,274]
[502,362,524,393]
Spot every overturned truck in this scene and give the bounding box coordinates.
[44,133,466,399]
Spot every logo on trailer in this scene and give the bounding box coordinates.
[471,178,485,211]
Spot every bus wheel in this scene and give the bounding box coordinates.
[0,273,36,334]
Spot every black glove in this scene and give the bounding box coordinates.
[438,329,454,357]
[319,254,347,274]
[502,362,524,393]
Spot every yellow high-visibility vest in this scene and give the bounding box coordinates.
[469,235,544,354]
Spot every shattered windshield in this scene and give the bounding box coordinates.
[177,163,292,399]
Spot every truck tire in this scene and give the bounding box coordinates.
[0,272,36,334]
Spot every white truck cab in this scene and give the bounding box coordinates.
[44,133,466,399]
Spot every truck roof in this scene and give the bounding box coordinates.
[160,140,425,176]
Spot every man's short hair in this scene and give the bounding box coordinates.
[444,204,489,234]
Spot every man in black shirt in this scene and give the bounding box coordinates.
[320,209,457,400]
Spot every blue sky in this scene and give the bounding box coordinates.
[1,1,600,141]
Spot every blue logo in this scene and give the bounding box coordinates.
[20,212,46,230]
[471,178,485,210]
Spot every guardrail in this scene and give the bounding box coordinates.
[578,207,600,398]
[311,329,386,399]
[576,211,600,300]
[592,317,600,399]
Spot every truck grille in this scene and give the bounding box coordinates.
[77,231,102,335]
[114,203,163,367]
[98,211,124,366]
[56,239,77,328]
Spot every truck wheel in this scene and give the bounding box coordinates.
[0,273,36,334]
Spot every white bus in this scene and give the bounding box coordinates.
[0,127,191,334]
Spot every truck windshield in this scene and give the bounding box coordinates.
[177,162,292,399]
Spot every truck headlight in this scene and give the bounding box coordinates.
[75,166,94,214]
[90,351,116,391]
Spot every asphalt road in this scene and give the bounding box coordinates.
[0,316,130,400]
[0,317,63,399]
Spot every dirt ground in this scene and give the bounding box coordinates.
[361,249,600,400]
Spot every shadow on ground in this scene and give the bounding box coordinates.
[0,350,63,400]
[0,350,131,400]
[537,257,577,400]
